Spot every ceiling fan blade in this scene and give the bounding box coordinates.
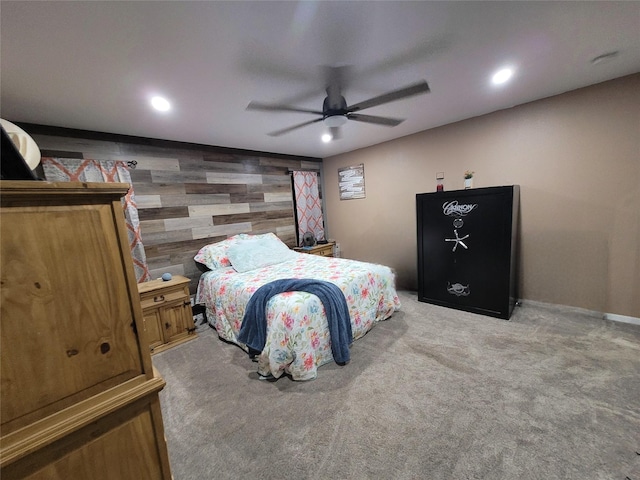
[329,126,342,140]
[347,80,430,113]
[247,101,323,115]
[347,113,404,127]
[267,118,323,137]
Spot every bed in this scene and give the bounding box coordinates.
[194,233,400,380]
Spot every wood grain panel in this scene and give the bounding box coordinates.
[205,172,263,184]
[139,220,167,235]
[40,149,84,159]
[164,216,212,232]
[202,153,260,165]
[138,207,190,221]
[262,174,290,185]
[188,204,249,216]
[301,161,322,170]
[264,192,292,203]
[28,134,122,156]
[134,183,186,196]
[260,157,301,167]
[212,209,292,225]
[128,169,152,183]
[249,201,293,212]
[247,183,291,193]
[184,159,252,173]
[145,237,221,256]
[251,217,296,232]
[145,254,171,270]
[192,222,253,240]
[135,195,163,209]
[184,183,246,194]
[28,126,323,296]
[124,156,180,171]
[159,193,230,207]
[142,229,194,246]
[230,193,264,203]
[151,170,207,184]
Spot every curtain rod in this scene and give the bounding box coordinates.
[288,168,320,173]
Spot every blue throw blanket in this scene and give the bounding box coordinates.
[237,279,353,364]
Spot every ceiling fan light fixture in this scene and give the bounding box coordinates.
[321,133,332,143]
[323,115,347,127]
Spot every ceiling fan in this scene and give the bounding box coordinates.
[246,77,430,139]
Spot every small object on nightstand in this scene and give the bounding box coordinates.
[161,272,172,281]
[293,241,336,257]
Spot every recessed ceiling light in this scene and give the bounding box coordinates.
[321,133,332,143]
[151,96,171,112]
[492,68,513,85]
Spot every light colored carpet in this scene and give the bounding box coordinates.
[152,291,640,480]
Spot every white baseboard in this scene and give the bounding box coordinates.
[519,299,602,318]
[520,298,640,326]
[604,313,640,326]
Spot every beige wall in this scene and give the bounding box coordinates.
[323,74,640,317]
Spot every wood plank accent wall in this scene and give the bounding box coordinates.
[24,125,323,294]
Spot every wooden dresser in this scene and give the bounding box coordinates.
[294,241,335,257]
[0,181,172,479]
[138,275,197,355]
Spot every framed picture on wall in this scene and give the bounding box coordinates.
[338,164,365,200]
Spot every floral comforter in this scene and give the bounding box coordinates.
[195,253,400,380]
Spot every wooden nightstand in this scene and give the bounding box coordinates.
[138,275,197,354]
[294,241,336,257]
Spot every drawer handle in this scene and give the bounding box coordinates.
[165,322,171,330]
[100,342,111,354]
[154,295,165,303]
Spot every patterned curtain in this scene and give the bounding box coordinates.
[41,158,151,283]
[293,171,325,244]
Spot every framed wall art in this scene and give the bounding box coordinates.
[338,164,365,200]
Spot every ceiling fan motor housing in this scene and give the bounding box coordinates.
[323,95,348,126]
[248,79,430,137]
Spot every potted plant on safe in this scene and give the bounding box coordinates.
[464,170,474,189]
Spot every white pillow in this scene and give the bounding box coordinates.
[194,235,247,270]
[227,235,297,273]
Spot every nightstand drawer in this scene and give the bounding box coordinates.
[140,289,188,310]
[315,244,334,256]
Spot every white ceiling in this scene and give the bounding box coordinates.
[2,1,639,159]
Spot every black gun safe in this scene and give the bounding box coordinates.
[416,185,520,319]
